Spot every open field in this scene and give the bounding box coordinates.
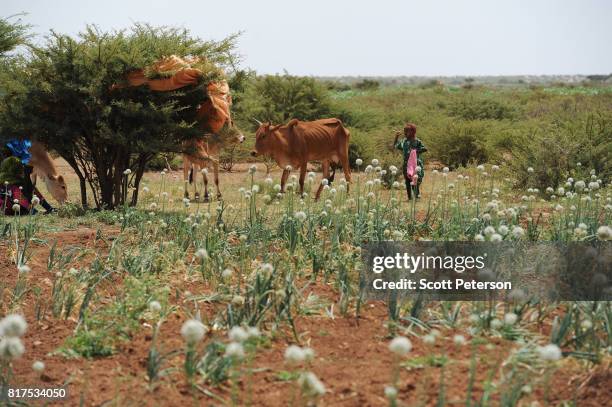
[2,156,611,406]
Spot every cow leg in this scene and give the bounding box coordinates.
[202,166,210,202]
[298,164,307,196]
[339,150,352,192]
[280,169,290,193]
[183,158,190,199]
[213,161,222,200]
[315,161,330,200]
[192,163,201,202]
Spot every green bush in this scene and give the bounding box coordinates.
[234,73,332,129]
[354,79,380,91]
[428,121,490,169]
[510,112,612,190]
[448,96,518,121]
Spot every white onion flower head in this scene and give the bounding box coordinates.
[355,158,363,166]
[148,301,162,313]
[285,165,293,171]
[512,226,525,239]
[228,326,249,343]
[225,342,245,359]
[249,164,257,174]
[123,168,132,175]
[371,159,379,166]
[181,319,208,344]
[284,345,306,364]
[538,344,562,361]
[222,268,233,279]
[247,326,261,338]
[294,211,307,221]
[527,167,534,173]
[195,248,209,260]
[0,337,25,360]
[259,263,274,274]
[31,196,40,206]
[302,347,315,361]
[596,226,611,241]
[453,334,467,346]
[17,264,31,274]
[0,314,27,337]
[384,386,398,399]
[491,319,503,330]
[32,360,45,372]
[423,334,436,345]
[504,313,518,325]
[490,233,503,242]
[389,336,412,356]
[298,372,326,396]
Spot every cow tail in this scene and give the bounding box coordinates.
[328,167,336,184]
[188,167,193,184]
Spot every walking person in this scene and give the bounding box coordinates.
[393,123,427,200]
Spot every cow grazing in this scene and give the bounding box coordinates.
[251,118,351,199]
[29,141,68,204]
[183,128,245,202]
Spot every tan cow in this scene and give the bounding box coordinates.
[251,118,351,199]
[183,128,245,202]
[29,141,68,204]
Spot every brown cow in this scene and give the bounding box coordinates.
[251,118,351,199]
[183,128,244,202]
[29,141,68,205]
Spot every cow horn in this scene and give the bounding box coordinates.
[252,118,263,126]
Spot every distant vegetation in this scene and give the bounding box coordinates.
[232,73,612,191]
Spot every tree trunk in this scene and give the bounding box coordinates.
[130,153,149,206]
[78,175,88,209]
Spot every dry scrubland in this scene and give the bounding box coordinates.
[1,153,611,406]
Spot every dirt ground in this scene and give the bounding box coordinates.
[2,225,610,407]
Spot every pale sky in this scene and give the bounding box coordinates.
[4,0,611,76]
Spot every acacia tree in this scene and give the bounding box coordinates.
[0,24,238,208]
[0,15,30,57]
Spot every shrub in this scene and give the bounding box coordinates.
[510,112,612,190]
[236,73,332,129]
[428,121,490,169]
[353,79,380,91]
[448,96,518,121]
[509,132,570,190]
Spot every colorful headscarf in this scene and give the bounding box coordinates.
[5,139,32,164]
